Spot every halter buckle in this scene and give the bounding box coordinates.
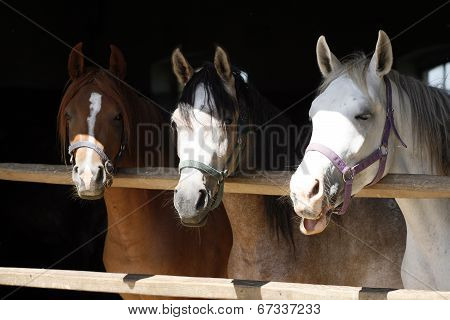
[386,107,394,118]
[342,167,355,183]
[218,169,228,184]
[118,144,126,157]
[380,145,388,156]
[104,178,113,188]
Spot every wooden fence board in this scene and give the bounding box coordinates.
[0,268,448,300]
[0,163,449,198]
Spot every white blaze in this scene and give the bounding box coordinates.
[79,92,102,189]
[87,92,102,135]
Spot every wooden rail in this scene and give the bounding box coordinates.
[0,163,449,198]
[0,267,448,300]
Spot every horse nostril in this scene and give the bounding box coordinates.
[174,189,178,194]
[309,179,320,198]
[95,167,104,183]
[73,166,79,174]
[195,189,207,211]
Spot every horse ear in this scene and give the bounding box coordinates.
[316,36,341,77]
[109,45,127,80]
[214,46,233,84]
[68,42,85,80]
[171,48,193,85]
[369,30,393,77]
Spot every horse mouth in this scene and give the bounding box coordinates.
[299,190,345,235]
[77,188,105,200]
[180,211,209,228]
[300,207,334,235]
[78,193,104,200]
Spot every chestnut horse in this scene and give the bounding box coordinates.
[57,43,232,299]
[171,46,406,288]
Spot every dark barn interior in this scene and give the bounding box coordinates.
[0,0,448,299]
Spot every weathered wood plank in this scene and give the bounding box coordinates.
[0,267,448,299]
[0,163,449,198]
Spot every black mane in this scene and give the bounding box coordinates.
[178,62,238,124]
[178,63,296,128]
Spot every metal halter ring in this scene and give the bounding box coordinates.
[218,169,228,183]
[342,167,355,183]
[104,160,115,175]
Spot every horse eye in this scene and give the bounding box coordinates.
[224,118,233,125]
[64,112,71,121]
[355,114,371,121]
[114,114,122,121]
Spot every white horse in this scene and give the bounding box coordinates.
[290,31,449,290]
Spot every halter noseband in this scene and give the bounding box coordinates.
[305,77,407,215]
[68,140,126,188]
[178,160,228,211]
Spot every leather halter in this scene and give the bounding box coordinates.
[305,77,407,215]
[68,139,126,188]
[178,159,228,211]
[178,118,249,211]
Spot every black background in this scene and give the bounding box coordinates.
[0,0,448,299]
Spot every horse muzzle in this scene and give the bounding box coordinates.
[72,163,108,200]
[173,185,213,227]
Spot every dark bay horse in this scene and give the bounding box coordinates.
[57,43,232,299]
[171,46,406,287]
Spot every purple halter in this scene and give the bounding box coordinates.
[305,77,407,215]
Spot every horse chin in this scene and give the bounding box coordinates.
[179,205,210,227]
[300,210,332,235]
[180,213,209,228]
[77,189,105,200]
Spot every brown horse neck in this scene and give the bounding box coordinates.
[103,187,232,279]
[222,193,297,281]
[103,188,168,252]
[222,193,292,248]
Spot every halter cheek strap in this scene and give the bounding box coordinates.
[306,77,407,215]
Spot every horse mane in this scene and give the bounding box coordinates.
[318,53,450,175]
[176,62,296,244]
[178,63,293,126]
[57,69,165,166]
[177,62,238,126]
